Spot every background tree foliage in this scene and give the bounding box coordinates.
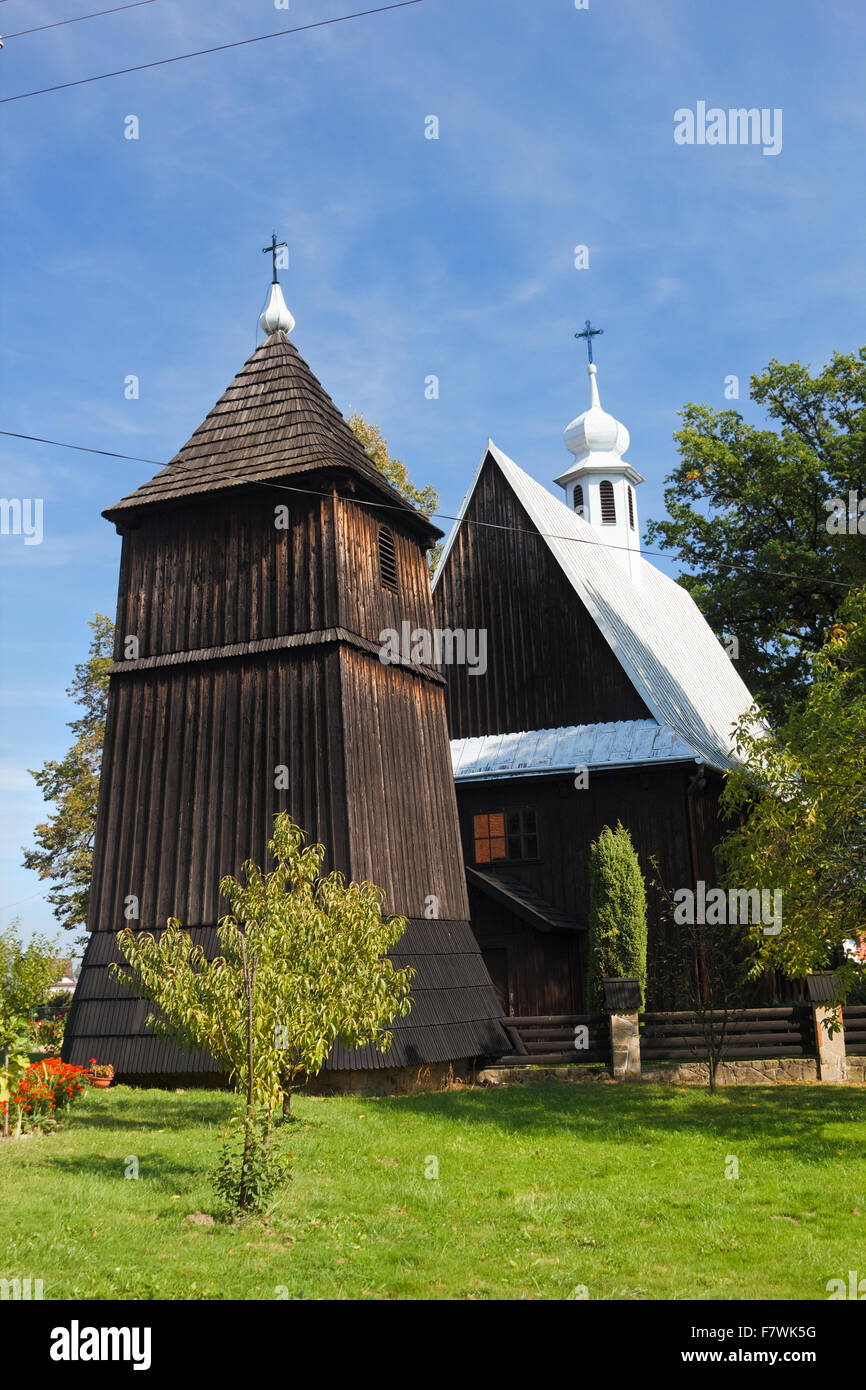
[586,822,648,1011]
[0,920,64,1023]
[645,349,866,721]
[348,412,442,570]
[719,585,866,998]
[22,614,113,945]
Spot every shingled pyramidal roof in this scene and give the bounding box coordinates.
[104,330,439,537]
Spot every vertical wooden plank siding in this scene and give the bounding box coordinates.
[433,454,650,737]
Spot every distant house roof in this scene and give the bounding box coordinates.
[434,441,758,771]
[451,719,700,782]
[103,331,441,541]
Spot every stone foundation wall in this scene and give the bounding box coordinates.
[478,1056,866,1087]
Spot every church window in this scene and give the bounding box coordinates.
[599,480,616,524]
[474,808,538,863]
[378,525,399,592]
[627,485,635,531]
[573,484,585,518]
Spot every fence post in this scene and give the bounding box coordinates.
[602,978,642,1080]
[806,973,847,1083]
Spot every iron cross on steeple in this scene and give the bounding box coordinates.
[575,318,603,364]
[262,232,288,285]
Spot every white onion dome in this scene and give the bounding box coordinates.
[563,363,630,460]
[259,280,295,336]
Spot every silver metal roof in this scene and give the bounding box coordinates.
[451,720,700,782]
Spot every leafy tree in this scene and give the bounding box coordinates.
[719,585,866,1001]
[586,822,648,1011]
[649,858,755,1092]
[0,921,64,1022]
[112,814,413,1211]
[22,614,113,944]
[645,349,866,721]
[348,413,442,570]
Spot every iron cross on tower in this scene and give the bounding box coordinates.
[262,232,288,284]
[575,318,603,364]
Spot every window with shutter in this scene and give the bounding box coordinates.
[573,484,585,518]
[627,485,635,531]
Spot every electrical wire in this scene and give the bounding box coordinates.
[0,1,424,102]
[2,0,157,41]
[0,430,162,465]
[1,427,856,591]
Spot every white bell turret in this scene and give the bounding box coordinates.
[554,343,643,584]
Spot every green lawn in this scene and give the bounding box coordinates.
[2,1080,864,1300]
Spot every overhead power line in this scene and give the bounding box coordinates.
[0,1,424,102]
[2,1,157,41]
[0,429,162,465]
[1,427,856,591]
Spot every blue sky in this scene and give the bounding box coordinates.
[1,0,864,942]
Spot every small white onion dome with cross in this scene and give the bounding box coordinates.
[259,232,295,335]
[554,320,644,583]
[259,281,295,335]
[563,363,630,462]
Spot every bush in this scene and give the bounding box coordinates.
[586,821,648,1012]
[29,1014,66,1053]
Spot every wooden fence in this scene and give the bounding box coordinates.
[640,1007,812,1062]
[843,1005,866,1056]
[489,1003,866,1072]
[494,1014,609,1067]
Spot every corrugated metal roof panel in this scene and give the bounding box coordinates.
[451,718,698,781]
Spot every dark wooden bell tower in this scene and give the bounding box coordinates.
[64,302,506,1081]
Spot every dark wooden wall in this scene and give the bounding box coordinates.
[88,648,349,934]
[115,491,339,657]
[455,765,725,1012]
[470,892,584,1017]
[432,454,650,736]
[113,485,436,661]
[340,648,469,919]
[91,485,468,935]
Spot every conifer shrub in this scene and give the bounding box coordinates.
[586,821,648,1011]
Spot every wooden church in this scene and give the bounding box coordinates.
[64,267,756,1084]
[63,264,510,1085]
[432,340,756,1016]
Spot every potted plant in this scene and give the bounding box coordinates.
[87,1059,114,1089]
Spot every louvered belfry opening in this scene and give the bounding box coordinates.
[573,483,585,518]
[599,479,616,524]
[627,485,635,531]
[378,524,399,592]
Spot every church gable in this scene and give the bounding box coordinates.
[436,438,758,772]
[432,451,651,737]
